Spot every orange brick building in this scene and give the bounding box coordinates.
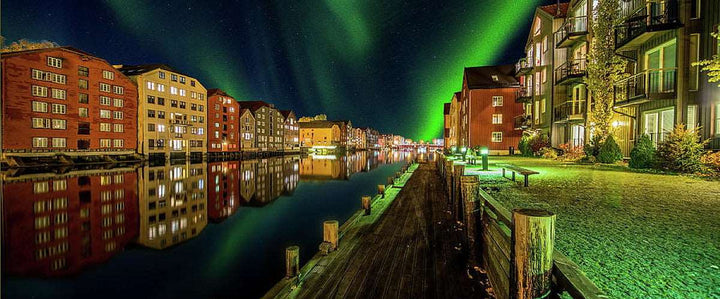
[1,47,138,161]
[207,89,240,154]
[459,65,523,154]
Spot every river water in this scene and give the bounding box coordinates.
[1,150,414,299]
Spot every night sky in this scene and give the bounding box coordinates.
[2,0,551,140]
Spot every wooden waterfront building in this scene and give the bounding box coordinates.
[237,101,284,153]
[280,110,300,152]
[1,47,139,164]
[207,89,240,157]
[239,108,257,153]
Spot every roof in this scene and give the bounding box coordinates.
[443,103,451,114]
[116,64,188,77]
[207,88,233,98]
[298,121,338,129]
[237,100,273,112]
[279,110,295,119]
[539,2,569,18]
[463,64,519,89]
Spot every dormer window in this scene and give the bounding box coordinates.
[491,75,499,82]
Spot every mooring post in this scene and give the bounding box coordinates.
[286,246,300,278]
[445,161,453,198]
[452,164,465,220]
[511,209,556,299]
[323,220,339,250]
[460,175,481,265]
[362,196,372,215]
[387,176,394,186]
[378,184,386,198]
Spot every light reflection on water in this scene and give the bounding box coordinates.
[1,150,416,299]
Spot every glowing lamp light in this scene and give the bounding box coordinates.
[461,147,467,153]
[480,147,489,155]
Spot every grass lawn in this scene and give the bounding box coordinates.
[458,156,720,298]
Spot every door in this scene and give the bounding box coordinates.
[571,125,585,147]
[644,112,659,141]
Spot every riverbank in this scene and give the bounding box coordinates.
[264,162,488,298]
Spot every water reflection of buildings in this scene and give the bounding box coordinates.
[2,168,139,277]
[300,150,410,181]
[241,156,299,207]
[207,161,240,223]
[136,162,208,250]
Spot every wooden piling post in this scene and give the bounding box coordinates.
[512,209,556,299]
[378,184,386,198]
[362,196,372,215]
[452,164,465,220]
[323,220,339,250]
[286,246,300,278]
[445,161,453,197]
[387,176,394,186]
[460,175,481,265]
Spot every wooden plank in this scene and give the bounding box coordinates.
[552,251,607,299]
[482,234,510,299]
[485,217,512,261]
[479,188,513,229]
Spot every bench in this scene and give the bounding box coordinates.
[499,164,539,187]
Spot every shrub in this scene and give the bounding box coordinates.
[584,134,603,158]
[529,133,550,155]
[540,147,558,159]
[597,135,623,164]
[701,151,720,175]
[558,142,585,161]
[629,135,656,169]
[655,124,709,173]
[519,134,533,156]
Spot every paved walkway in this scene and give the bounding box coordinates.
[294,162,487,299]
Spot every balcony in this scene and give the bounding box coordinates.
[514,115,532,130]
[515,87,532,103]
[554,59,586,85]
[515,57,533,75]
[169,119,191,126]
[613,68,677,107]
[614,0,680,51]
[555,16,588,48]
[553,101,585,123]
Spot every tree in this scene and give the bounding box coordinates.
[585,0,626,140]
[693,33,720,86]
[1,39,59,53]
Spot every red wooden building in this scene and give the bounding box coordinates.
[459,65,522,154]
[1,47,138,163]
[207,89,240,155]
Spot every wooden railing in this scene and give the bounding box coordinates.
[437,155,605,299]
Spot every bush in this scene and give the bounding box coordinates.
[700,151,720,175]
[597,135,623,163]
[519,134,533,156]
[558,142,585,161]
[656,124,709,173]
[629,135,656,169]
[540,147,558,159]
[584,134,603,158]
[529,133,550,155]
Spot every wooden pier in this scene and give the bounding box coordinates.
[264,162,488,298]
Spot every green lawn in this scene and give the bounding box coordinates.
[459,156,720,298]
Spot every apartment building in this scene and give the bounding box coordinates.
[207,89,240,155]
[280,110,300,152]
[299,121,342,148]
[1,47,138,163]
[613,0,720,150]
[237,101,284,152]
[117,64,207,160]
[239,108,257,152]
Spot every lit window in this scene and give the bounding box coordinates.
[32,85,48,97]
[491,132,502,143]
[113,98,124,107]
[492,114,503,124]
[100,109,111,118]
[51,119,66,130]
[32,118,49,128]
[103,70,115,80]
[158,71,165,79]
[79,107,89,117]
[51,138,66,148]
[170,86,178,95]
[32,137,49,148]
[100,96,111,105]
[113,139,124,148]
[113,111,123,119]
[492,96,503,107]
[100,83,111,92]
[113,86,124,95]
[114,123,124,132]
[147,81,155,90]
[100,139,112,148]
[51,103,66,114]
[100,123,111,132]
[47,56,62,68]
[32,101,48,112]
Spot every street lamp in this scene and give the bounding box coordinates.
[480,147,489,171]
[461,147,467,161]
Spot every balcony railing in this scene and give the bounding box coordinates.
[554,58,587,85]
[554,101,586,122]
[516,87,532,103]
[514,115,532,130]
[614,68,677,105]
[555,16,588,48]
[614,0,680,51]
[515,57,533,75]
[170,119,191,126]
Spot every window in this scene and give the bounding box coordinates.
[179,76,186,84]
[716,104,720,136]
[113,98,123,107]
[79,107,89,117]
[190,80,196,87]
[100,109,111,118]
[113,139,124,148]
[148,110,156,118]
[171,100,178,107]
[51,104,66,114]
[171,74,178,82]
[51,89,66,100]
[33,137,48,148]
[179,89,186,97]
[492,114,502,124]
[32,69,48,81]
[32,85,48,97]
[52,119,66,130]
[491,132,502,143]
[157,124,165,132]
[47,56,62,68]
[52,138,66,148]
[687,105,698,131]
[100,123,111,132]
[157,84,165,92]
[690,0,700,19]
[78,123,90,135]
[79,93,89,104]
[32,101,48,112]
[180,101,186,109]
[113,111,123,119]
[32,118,50,128]
[100,96,111,106]
[113,86,124,94]
[689,34,699,91]
[100,83,111,92]
[102,70,114,80]
[543,36,548,53]
[191,103,197,110]
[147,95,155,104]
[541,98,546,113]
[170,86,178,95]
[100,139,111,148]
[78,66,89,77]
[148,123,156,131]
[492,96,503,107]
[79,79,88,89]
[147,81,155,90]
[157,111,165,119]
[158,71,165,79]
[158,97,165,105]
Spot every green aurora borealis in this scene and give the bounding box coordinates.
[2,0,540,140]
